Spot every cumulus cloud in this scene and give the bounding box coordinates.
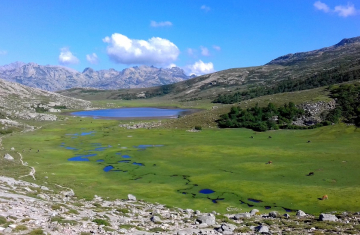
[103,33,179,66]
[334,3,357,17]
[150,20,173,27]
[0,50,7,55]
[200,46,210,56]
[213,45,221,51]
[86,53,98,64]
[185,60,214,76]
[200,5,211,12]
[58,47,79,65]
[314,1,358,17]
[314,1,330,12]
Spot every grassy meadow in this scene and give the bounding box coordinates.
[1,113,360,215]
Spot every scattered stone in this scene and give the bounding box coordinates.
[319,213,338,221]
[268,211,278,218]
[150,215,161,223]
[250,209,260,216]
[128,194,137,201]
[197,213,215,225]
[234,212,251,219]
[217,223,237,233]
[284,213,290,219]
[10,147,15,150]
[4,153,14,161]
[297,210,306,217]
[256,225,269,233]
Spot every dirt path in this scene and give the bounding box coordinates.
[17,151,36,180]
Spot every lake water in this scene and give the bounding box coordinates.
[71,107,188,119]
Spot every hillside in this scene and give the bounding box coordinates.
[0,63,191,91]
[58,36,360,102]
[0,78,91,126]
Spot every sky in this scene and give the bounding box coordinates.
[0,0,359,75]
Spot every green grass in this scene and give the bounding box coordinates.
[1,113,360,215]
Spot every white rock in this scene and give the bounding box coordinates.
[4,153,14,161]
[128,194,136,201]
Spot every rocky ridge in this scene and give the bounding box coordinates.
[0,63,191,91]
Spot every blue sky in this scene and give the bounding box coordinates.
[0,0,359,75]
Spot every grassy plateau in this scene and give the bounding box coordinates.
[1,110,360,215]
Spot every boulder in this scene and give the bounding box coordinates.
[268,211,278,218]
[196,213,215,225]
[218,223,237,233]
[250,209,260,216]
[319,213,338,222]
[296,210,306,217]
[256,225,269,233]
[4,153,14,161]
[284,213,290,219]
[151,216,161,223]
[234,212,251,220]
[128,194,136,201]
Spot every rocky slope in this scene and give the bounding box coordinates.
[0,78,91,124]
[0,63,191,91]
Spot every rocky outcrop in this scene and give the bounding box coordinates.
[292,100,336,126]
[0,63,191,91]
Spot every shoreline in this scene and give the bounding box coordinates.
[61,107,203,120]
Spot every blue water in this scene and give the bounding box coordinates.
[122,155,131,158]
[248,198,263,203]
[135,144,164,149]
[68,154,97,161]
[71,107,186,118]
[199,189,215,194]
[133,162,144,166]
[96,159,104,162]
[103,165,114,172]
[119,160,131,163]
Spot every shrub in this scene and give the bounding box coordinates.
[194,126,202,130]
[92,218,110,226]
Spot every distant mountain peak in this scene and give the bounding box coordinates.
[0,62,191,91]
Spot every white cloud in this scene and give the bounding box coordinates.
[167,63,177,68]
[314,1,358,17]
[86,53,98,64]
[58,47,79,65]
[150,20,173,27]
[200,46,210,56]
[185,60,214,76]
[314,1,330,12]
[200,5,211,12]
[103,33,179,66]
[213,45,221,51]
[334,3,357,17]
[0,50,7,55]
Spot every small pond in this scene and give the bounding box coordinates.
[71,107,192,119]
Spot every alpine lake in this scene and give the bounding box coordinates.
[3,106,360,215]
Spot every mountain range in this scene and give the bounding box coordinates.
[58,36,359,101]
[0,63,192,91]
